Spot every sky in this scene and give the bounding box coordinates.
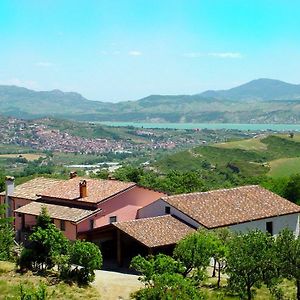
[0,0,300,102]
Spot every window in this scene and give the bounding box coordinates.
[109,216,117,224]
[165,206,171,214]
[266,221,273,235]
[60,220,66,231]
[89,219,94,230]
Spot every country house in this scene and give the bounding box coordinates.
[1,175,300,266]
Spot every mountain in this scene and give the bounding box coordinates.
[0,79,299,123]
[200,78,300,101]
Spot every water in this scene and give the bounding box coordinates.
[99,122,300,131]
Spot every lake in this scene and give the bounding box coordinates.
[99,122,300,131]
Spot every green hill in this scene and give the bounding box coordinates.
[0,79,300,123]
[156,135,300,178]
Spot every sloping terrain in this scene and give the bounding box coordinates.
[0,79,300,123]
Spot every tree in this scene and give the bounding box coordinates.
[173,230,214,281]
[0,203,14,261]
[130,254,203,300]
[284,174,300,204]
[131,273,204,300]
[69,240,102,284]
[275,229,300,300]
[226,230,276,300]
[18,207,69,272]
[130,254,185,285]
[211,228,233,288]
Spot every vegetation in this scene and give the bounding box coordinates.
[0,261,100,300]
[1,79,300,123]
[131,228,299,300]
[130,254,204,300]
[18,208,102,285]
[0,204,14,261]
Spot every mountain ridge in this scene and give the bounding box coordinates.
[0,78,299,123]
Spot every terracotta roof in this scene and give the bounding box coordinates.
[1,177,64,200]
[161,185,300,228]
[14,201,99,223]
[113,215,195,248]
[38,177,136,203]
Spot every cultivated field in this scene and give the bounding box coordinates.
[268,157,300,178]
[0,153,45,161]
[214,137,267,151]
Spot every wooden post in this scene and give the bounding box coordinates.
[117,229,122,267]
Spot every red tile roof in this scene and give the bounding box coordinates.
[161,185,300,228]
[113,215,195,248]
[1,177,64,200]
[38,177,136,203]
[14,201,99,223]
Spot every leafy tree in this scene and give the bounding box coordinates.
[275,229,300,300]
[174,230,214,281]
[18,207,69,271]
[211,228,233,288]
[130,254,185,284]
[131,273,204,300]
[0,204,14,261]
[226,230,276,300]
[283,174,300,204]
[130,254,203,300]
[69,240,102,284]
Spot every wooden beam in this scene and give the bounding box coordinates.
[117,229,122,267]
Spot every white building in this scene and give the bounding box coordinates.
[138,185,300,236]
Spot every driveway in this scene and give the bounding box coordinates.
[93,270,143,300]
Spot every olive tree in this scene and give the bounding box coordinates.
[226,230,276,300]
[275,228,300,300]
[174,229,215,281]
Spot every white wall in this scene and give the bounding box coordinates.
[138,199,201,229]
[139,199,300,236]
[229,214,300,236]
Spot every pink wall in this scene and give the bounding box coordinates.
[92,186,165,228]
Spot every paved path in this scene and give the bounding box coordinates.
[93,270,143,300]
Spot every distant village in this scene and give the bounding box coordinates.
[0,117,209,154]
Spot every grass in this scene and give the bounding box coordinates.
[215,138,268,151]
[156,135,300,179]
[203,278,296,299]
[268,157,300,178]
[0,261,100,300]
[0,153,45,161]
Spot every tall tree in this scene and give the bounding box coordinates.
[226,230,276,300]
[174,229,214,281]
[275,229,300,300]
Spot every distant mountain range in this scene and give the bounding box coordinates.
[0,78,300,123]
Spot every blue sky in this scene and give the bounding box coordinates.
[0,0,300,101]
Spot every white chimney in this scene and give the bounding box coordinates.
[5,176,15,218]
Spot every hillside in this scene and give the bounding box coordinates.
[155,135,300,179]
[0,79,300,123]
[200,78,300,101]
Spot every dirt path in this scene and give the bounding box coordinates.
[92,270,143,300]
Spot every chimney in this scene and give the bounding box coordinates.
[5,176,15,218]
[69,171,77,179]
[79,180,87,198]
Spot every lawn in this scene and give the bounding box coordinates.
[268,157,300,178]
[0,261,100,300]
[214,137,267,151]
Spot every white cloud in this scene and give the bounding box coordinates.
[208,52,243,58]
[0,78,39,89]
[183,52,243,59]
[128,50,142,56]
[35,61,54,67]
